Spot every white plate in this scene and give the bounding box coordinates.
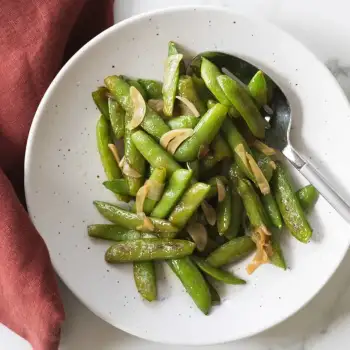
[25,6,350,346]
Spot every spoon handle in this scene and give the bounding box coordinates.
[299,161,350,224]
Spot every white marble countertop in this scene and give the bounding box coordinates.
[2,0,350,349]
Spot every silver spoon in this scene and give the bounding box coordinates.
[188,52,350,224]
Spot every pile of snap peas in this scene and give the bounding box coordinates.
[89,41,319,314]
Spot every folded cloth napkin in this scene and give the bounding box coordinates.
[0,1,114,349]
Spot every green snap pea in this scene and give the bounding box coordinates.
[142,167,167,215]
[131,130,181,176]
[272,163,312,243]
[151,169,193,219]
[217,75,266,139]
[207,99,217,109]
[297,185,319,211]
[138,79,163,99]
[124,112,145,195]
[178,75,207,115]
[168,115,199,129]
[168,257,211,315]
[192,75,213,103]
[88,224,142,241]
[261,193,283,229]
[228,162,245,183]
[174,104,228,162]
[104,76,170,139]
[125,79,148,100]
[168,182,211,229]
[92,87,110,119]
[251,149,274,182]
[186,160,199,179]
[192,257,246,285]
[217,186,232,235]
[93,201,179,237]
[105,238,195,262]
[108,98,125,139]
[201,134,232,171]
[168,41,186,73]
[206,236,255,267]
[201,57,231,106]
[103,179,130,196]
[133,261,157,301]
[270,232,287,270]
[206,176,228,199]
[221,118,255,181]
[96,116,127,201]
[205,278,221,305]
[225,186,243,239]
[248,70,268,107]
[163,44,183,117]
[237,178,270,229]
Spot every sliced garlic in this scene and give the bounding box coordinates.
[122,161,142,178]
[128,86,146,130]
[201,201,216,226]
[253,140,276,156]
[176,96,200,117]
[145,179,165,201]
[167,129,193,154]
[246,153,270,195]
[216,178,226,203]
[108,144,121,164]
[186,223,208,251]
[135,184,149,214]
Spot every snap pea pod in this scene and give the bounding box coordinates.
[261,193,283,229]
[217,186,232,235]
[108,98,125,139]
[297,185,319,211]
[88,224,142,241]
[125,79,148,100]
[270,232,287,270]
[217,75,266,139]
[186,160,199,179]
[206,278,221,305]
[124,112,146,195]
[168,115,199,129]
[133,261,157,301]
[92,87,110,119]
[168,182,211,229]
[151,169,193,219]
[201,134,232,171]
[225,185,243,239]
[142,167,167,215]
[104,76,170,139]
[105,238,195,262]
[163,43,183,117]
[131,130,181,176]
[228,162,245,183]
[272,163,312,243]
[168,257,211,315]
[200,57,231,106]
[168,41,186,73]
[248,70,268,107]
[251,149,274,182]
[138,79,163,99]
[103,179,130,196]
[192,257,246,285]
[237,178,270,229]
[132,233,158,302]
[207,99,217,109]
[174,104,228,162]
[206,176,229,199]
[221,118,255,181]
[93,201,179,237]
[178,75,207,115]
[96,116,127,201]
[192,75,213,103]
[206,236,255,267]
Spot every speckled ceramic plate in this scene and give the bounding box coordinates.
[25,6,350,346]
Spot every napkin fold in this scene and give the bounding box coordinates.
[0,1,114,349]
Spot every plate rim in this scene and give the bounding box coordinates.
[24,5,350,345]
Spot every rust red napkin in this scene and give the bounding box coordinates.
[0,1,114,349]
